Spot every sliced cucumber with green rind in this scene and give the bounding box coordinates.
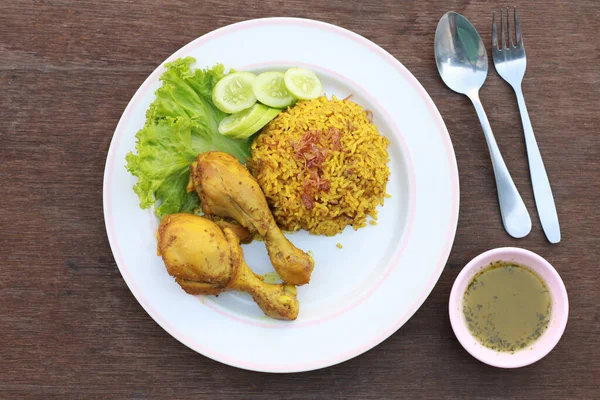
[212,72,257,113]
[218,103,269,138]
[283,68,322,100]
[253,71,296,108]
[233,107,282,139]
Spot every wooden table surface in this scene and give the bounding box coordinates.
[1,0,598,398]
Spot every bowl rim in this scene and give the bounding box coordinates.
[449,247,569,368]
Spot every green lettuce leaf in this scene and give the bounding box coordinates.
[125,57,251,217]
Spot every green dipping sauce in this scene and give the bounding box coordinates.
[462,261,552,352]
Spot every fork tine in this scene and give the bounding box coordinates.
[514,7,522,45]
[506,7,514,47]
[492,11,498,49]
[501,8,507,49]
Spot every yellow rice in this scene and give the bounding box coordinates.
[249,96,390,236]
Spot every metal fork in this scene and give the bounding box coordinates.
[492,8,560,244]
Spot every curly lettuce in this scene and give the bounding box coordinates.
[125,57,251,217]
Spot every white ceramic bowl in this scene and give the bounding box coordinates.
[449,247,569,368]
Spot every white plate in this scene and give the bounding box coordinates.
[103,17,459,373]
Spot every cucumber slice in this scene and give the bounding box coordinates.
[232,107,282,140]
[283,68,322,100]
[212,72,257,113]
[253,72,296,108]
[218,103,269,138]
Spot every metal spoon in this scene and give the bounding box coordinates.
[434,11,531,238]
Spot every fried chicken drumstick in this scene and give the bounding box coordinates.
[157,213,299,320]
[190,151,314,285]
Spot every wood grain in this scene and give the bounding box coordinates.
[1,0,598,398]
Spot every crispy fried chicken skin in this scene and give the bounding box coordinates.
[157,213,299,320]
[190,151,314,285]
[206,216,254,244]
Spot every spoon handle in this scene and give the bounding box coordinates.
[468,91,532,238]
